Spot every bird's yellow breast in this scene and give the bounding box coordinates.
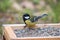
[25,20,36,28]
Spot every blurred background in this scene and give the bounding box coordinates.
[0,0,60,39]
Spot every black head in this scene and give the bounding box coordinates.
[23,13,30,22]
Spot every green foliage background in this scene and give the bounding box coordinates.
[45,0,60,23]
[0,0,11,13]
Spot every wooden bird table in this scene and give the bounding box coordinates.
[3,24,60,40]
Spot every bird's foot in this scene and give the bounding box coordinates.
[28,28,35,30]
[24,26,27,29]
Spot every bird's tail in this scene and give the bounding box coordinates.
[33,14,48,22]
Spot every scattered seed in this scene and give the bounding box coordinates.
[14,26,60,37]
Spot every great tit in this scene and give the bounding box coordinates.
[23,13,48,29]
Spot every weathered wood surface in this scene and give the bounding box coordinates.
[3,24,60,40]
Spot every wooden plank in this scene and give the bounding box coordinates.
[13,38,60,40]
[3,24,60,27]
[3,26,17,40]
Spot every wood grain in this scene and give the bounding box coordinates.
[3,24,60,40]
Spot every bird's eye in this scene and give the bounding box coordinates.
[25,16,29,19]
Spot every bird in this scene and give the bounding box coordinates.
[23,13,48,29]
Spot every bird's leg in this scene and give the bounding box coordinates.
[29,28,35,30]
[23,24,27,29]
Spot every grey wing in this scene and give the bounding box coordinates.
[31,14,48,22]
[30,16,37,22]
[35,14,48,20]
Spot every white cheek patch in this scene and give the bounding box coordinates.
[25,17,29,19]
